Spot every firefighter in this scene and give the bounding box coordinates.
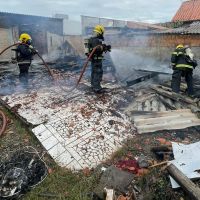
[171,44,197,96]
[86,25,111,93]
[16,33,38,85]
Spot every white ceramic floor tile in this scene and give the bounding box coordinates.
[1,83,136,170]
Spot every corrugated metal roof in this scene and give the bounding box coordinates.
[156,21,200,34]
[127,21,168,30]
[172,0,200,22]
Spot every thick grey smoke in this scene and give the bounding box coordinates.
[41,50,61,62]
[110,48,172,81]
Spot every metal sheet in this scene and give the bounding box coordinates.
[170,142,200,188]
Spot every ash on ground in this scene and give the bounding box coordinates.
[0,149,47,199]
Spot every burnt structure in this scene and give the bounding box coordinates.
[0,12,63,55]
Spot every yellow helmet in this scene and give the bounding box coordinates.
[176,44,184,49]
[19,33,32,43]
[93,25,105,35]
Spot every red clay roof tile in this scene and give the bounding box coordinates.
[172,0,200,22]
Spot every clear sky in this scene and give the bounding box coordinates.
[0,0,182,23]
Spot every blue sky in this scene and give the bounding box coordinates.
[0,0,182,23]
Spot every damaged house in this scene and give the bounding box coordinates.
[0,12,84,64]
[1,2,200,199]
[0,12,63,60]
[1,12,200,171]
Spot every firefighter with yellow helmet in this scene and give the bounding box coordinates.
[16,33,38,84]
[171,44,197,96]
[85,25,111,93]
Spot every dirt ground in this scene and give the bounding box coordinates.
[111,127,200,200]
[1,103,200,200]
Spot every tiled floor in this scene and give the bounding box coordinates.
[1,82,136,170]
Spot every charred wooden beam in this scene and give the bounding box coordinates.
[126,73,158,87]
[151,85,197,106]
[137,69,171,75]
[156,94,176,110]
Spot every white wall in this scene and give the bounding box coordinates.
[63,19,82,35]
[47,32,64,53]
[0,27,18,61]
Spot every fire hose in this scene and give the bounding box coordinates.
[75,46,98,87]
[0,110,7,137]
[0,43,54,78]
[0,43,99,92]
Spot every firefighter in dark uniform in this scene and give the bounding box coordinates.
[86,25,111,93]
[171,44,197,96]
[16,33,38,85]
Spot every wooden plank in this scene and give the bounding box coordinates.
[151,85,196,105]
[157,95,176,110]
[136,117,199,128]
[126,73,158,87]
[132,109,192,120]
[167,164,200,200]
[137,119,200,133]
[134,112,195,122]
[134,114,196,126]
[135,93,156,103]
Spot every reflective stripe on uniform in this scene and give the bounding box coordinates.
[177,52,184,56]
[176,64,193,69]
[17,61,31,65]
[93,57,103,60]
[172,52,185,56]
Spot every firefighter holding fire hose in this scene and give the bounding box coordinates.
[16,33,38,85]
[85,25,111,93]
[171,44,198,96]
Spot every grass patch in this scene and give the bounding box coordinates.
[0,106,100,200]
[24,164,100,200]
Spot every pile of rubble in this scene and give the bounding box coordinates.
[1,66,200,199]
[1,69,200,171]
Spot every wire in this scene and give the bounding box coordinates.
[23,146,49,170]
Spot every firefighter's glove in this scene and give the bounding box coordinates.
[29,46,38,54]
[102,44,111,52]
[29,45,34,50]
[102,44,107,52]
[193,59,198,69]
[106,45,111,52]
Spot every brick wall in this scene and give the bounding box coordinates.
[105,34,200,62]
[107,34,200,48]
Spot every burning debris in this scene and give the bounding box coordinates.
[0,148,47,199]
